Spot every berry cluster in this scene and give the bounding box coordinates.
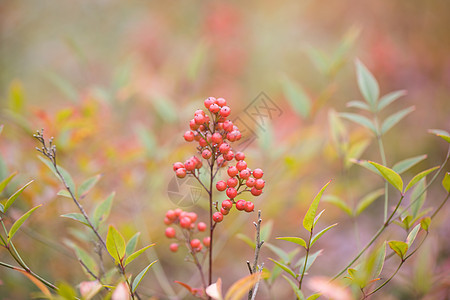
[164,209,210,253]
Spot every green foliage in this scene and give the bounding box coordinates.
[4,180,33,213]
[388,241,408,260]
[78,174,102,198]
[281,75,311,119]
[132,260,158,293]
[277,237,307,249]
[442,172,450,192]
[124,243,155,266]
[428,129,450,143]
[106,225,126,263]
[392,155,427,175]
[369,161,403,193]
[8,205,41,243]
[303,180,331,232]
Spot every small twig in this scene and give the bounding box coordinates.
[248,210,264,300]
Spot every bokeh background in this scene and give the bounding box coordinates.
[0,1,449,299]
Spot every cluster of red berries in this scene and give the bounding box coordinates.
[164,208,210,253]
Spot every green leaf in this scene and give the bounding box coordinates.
[428,129,450,143]
[260,219,274,242]
[381,106,415,134]
[265,243,290,263]
[106,225,126,263]
[350,159,380,175]
[369,242,386,279]
[132,260,158,293]
[303,180,332,232]
[442,172,450,193]
[8,205,41,243]
[311,223,338,247]
[305,46,329,75]
[377,90,407,111]
[346,100,370,111]
[355,189,384,216]
[282,275,305,300]
[124,244,155,266]
[277,237,307,249]
[296,250,323,272]
[269,258,297,279]
[407,224,421,249]
[388,241,408,260]
[322,195,352,216]
[0,172,17,194]
[4,180,33,213]
[313,209,326,227]
[369,161,403,193]
[405,166,439,193]
[420,217,431,231]
[57,189,72,198]
[280,75,311,118]
[93,192,114,228]
[339,113,377,134]
[61,213,89,227]
[236,233,256,249]
[392,155,427,175]
[307,294,321,300]
[38,156,76,194]
[355,59,379,107]
[345,139,371,169]
[65,240,98,277]
[57,281,77,299]
[410,178,427,218]
[126,232,141,257]
[78,174,102,198]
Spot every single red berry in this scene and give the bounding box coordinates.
[226,187,237,198]
[245,201,255,212]
[166,210,177,220]
[222,199,233,210]
[236,160,247,171]
[216,156,226,167]
[204,97,215,109]
[223,120,233,132]
[216,180,227,191]
[255,179,265,190]
[227,177,238,188]
[180,217,192,228]
[209,103,220,113]
[164,217,172,225]
[227,166,238,177]
[199,138,207,147]
[213,212,224,222]
[253,168,263,179]
[190,238,201,248]
[219,143,230,154]
[245,177,255,187]
[235,131,242,140]
[220,106,231,117]
[195,109,205,116]
[223,150,234,161]
[203,237,211,247]
[227,132,237,142]
[239,169,251,179]
[194,244,203,252]
[187,212,198,222]
[173,162,184,171]
[174,208,183,216]
[217,98,227,107]
[235,152,245,161]
[169,243,179,252]
[212,132,223,144]
[236,200,246,211]
[189,119,199,130]
[176,168,187,178]
[202,149,212,159]
[184,160,196,171]
[193,131,201,141]
[221,207,229,215]
[194,114,205,125]
[197,222,207,232]
[251,187,262,196]
[165,227,176,238]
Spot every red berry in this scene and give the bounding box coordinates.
[195,109,205,116]
[223,120,233,132]
[253,168,263,179]
[255,179,265,190]
[235,152,245,161]
[227,166,238,177]
[190,239,201,248]
[227,177,238,188]
[219,143,230,154]
[251,187,262,196]
[223,151,234,161]
[187,212,198,222]
[194,114,205,125]
[245,178,255,187]
[165,227,176,238]
[211,133,222,144]
[202,149,212,159]
[164,217,172,225]
[189,119,199,130]
[217,98,227,107]
[173,162,184,171]
[193,131,201,141]
[226,187,237,198]
[184,160,196,171]
[174,208,182,216]
[222,199,233,210]
[199,138,207,147]
[216,156,226,167]
[169,243,179,252]
[239,169,251,179]
[180,217,192,228]
[245,201,255,212]
[226,132,237,142]
[197,222,207,232]
[220,106,231,117]
[236,161,247,171]
[213,212,224,222]
[216,180,227,191]
[204,97,215,109]
[194,244,203,252]
[236,200,246,211]
[203,237,211,247]
[220,207,229,215]
[176,168,187,178]
[209,103,220,113]
[166,210,177,220]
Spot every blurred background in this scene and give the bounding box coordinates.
[0,0,449,299]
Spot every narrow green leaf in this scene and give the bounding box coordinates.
[296,250,323,272]
[370,242,386,279]
[236,233,256,249]
[428,129,450,143]
[265,243,290,263]
[126,232,141,257]
[132,260,158,293]
[311,223,338,247]
[377,90,407,111]
[339,113,377,134]
[307,294,321,300]
[57,189,72,198]
[405,166,439,192]
[260,220,274,242]
[78,174,102,198]
[313,209,326,227]
[350,159,380,175]
[388,241,408,260]
[369,161,403,192]
[442,172,450,193]
[303,180,332,232]
[124,244,155,266]
[420,217,431,231]
[106,225,126,263]
[407,224,421,249]
[269,258,297,279]
[281,75,311,118]
[0,172,17,194]
[381,106,415,135]
[65,240,98,277]
[346,100,370,111]
[410,178,426,218]
[57,282,77,299]
[93,192,114,228]
[322,195,352,216]
[355,189,384,216]
[8,205,42,243]
[282,275,305,300]
[345,139,371,169]
[392,155,427,175]
[38,156,76,194]
[4,180,33,212]
[355,59,379,107]
[277,237,307,249]
[61,213,89,226]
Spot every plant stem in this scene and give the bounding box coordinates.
[248,211,264,300]
[208,157,214,288]
[365,260,403,298]
[299,227,314,290]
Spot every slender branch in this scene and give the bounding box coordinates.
[248,211,264,300]
[364,260,403,298]
[431,192,450,219]
[299,227,314,289]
